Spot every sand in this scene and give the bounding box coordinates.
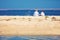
[0,16,60,36]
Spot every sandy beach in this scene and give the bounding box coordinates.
[0,16,60,36]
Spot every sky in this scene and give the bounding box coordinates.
[0,0,60,9]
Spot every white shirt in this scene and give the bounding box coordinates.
[33,11,39,16]
[40,11,45,16]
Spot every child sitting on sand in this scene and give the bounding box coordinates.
[33,9,39,16]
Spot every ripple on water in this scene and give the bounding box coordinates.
[0,36,60,40]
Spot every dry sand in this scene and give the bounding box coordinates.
[0,16,60,36]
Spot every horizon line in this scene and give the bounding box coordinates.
[0,8,60,10]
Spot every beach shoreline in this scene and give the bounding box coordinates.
[0,16,60,36]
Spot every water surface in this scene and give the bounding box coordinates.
[0,36,60,40]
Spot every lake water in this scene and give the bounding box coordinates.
[0,36,60,40]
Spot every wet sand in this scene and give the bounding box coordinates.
[0,16,60,36]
